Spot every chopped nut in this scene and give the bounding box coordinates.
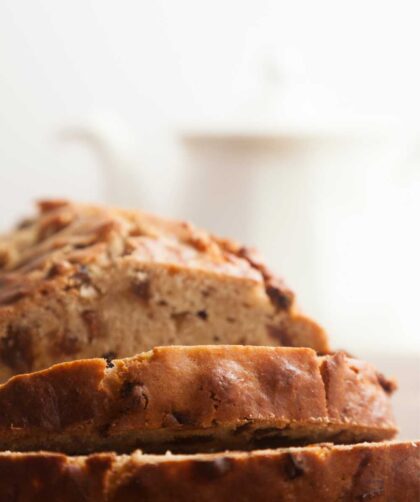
[37,211,73,241]
[37,199,70,213]
[91,221,116,243]
[46,261,72,279]
[187,233,211,252]
[79,284,99,299]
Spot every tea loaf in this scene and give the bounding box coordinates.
[0,200,328,381]
[0,346,396,454]
[0,442,418,501]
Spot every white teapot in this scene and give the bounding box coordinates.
[59,116,420,355]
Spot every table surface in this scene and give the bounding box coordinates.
[360,354,420,441]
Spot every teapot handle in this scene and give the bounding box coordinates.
[58,117,144,207]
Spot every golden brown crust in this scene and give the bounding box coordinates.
[0,346,396,454]
[0,200,328,381]
[0,442,418,501]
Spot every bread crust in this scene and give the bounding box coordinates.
[0,200,328,381]
[0,442,418,501]
[0,346,396,454]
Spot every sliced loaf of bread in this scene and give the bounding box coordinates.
[0,346,396,454]
[0,442,418,502]
[0,200,328,381]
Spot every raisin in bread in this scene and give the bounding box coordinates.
[0,200,328,381]
[0,442,418,502]
[0,346,396,454]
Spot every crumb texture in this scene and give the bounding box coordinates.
[0,200,328,381]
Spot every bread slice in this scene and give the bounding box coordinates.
[0,200,328,381]
[0,346,396,454]
[0,442,418,502]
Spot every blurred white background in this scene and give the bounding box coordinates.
[0,0,419,356]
